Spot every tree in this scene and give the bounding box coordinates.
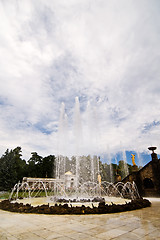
[27,152,56,178]
[0,147,27,190]
[42,155,55,178]
[13,147,27,181]
[99,161,110,182]
[28,152,43,177]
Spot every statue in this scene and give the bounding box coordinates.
[97,174,101,186]
[131,154,136,166]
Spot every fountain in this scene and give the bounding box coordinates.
[8,150,142,211]
[0,97,151,214]
[1,176,150,214]
[9,156,140,202]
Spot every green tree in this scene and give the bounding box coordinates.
[99,160,110,182]
[0,147,27,190]
[27,153,55,178]
[13,147,27,181]
[42,155,55,178]
[28,152,43,177]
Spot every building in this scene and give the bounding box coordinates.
[22,177,64,190]
[22,171,76,190]
[122,147,160,197]
[64,171,76,189]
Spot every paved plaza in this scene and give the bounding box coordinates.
[0,198,160,240]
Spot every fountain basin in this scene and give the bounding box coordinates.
[11,196,131,207]
[6,179,146,214]
[0,198,151,214]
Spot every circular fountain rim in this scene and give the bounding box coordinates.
[0,197,151,215]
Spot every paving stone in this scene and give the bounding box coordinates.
[0,199,160,240]
[95,228,127,239]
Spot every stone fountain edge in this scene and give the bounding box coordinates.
[0,198,151,215]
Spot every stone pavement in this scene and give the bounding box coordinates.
[0,198,160,240]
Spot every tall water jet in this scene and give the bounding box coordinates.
[91,155,94,182]
[74,97,83,189]
[115,155,118,166]
[137,151,143,169]
[56,102,68,179]
[108,152,114,183]
[74,97,83,153]
[122,149,129,178]
[85,101,95,153]
[57,102,68,154]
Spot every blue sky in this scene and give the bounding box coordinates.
[0,0,160,166]
[100,150,156,167]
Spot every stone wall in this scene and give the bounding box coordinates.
[122,159,160,197]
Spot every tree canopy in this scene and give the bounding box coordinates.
[0,147,55,191]
[0,147,26,190]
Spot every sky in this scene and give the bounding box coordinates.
[0,0,160,166]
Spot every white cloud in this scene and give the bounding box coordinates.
[0,0,160,163]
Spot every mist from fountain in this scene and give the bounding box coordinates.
[137,151,143,169]
[107,149,114,183]
[74,96,83,190]
[56,102,68,180]
[122,149,129,177]
[57,102,68,155]
[55,97,133,196]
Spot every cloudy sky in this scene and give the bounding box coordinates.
[0,0,160,165]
